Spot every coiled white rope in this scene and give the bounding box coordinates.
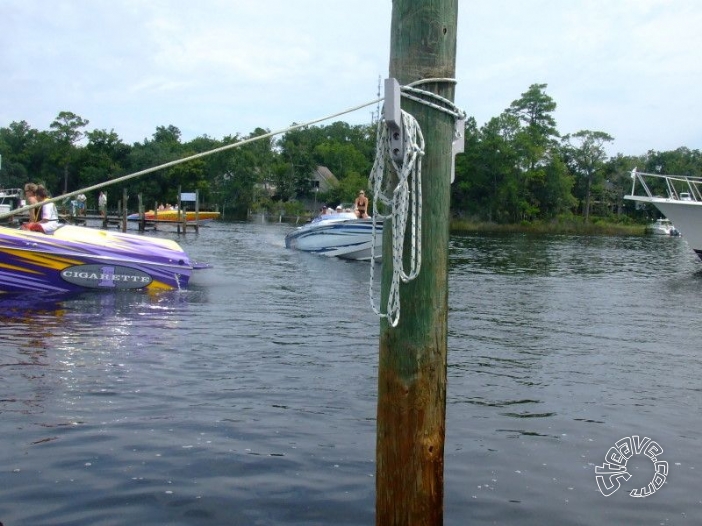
[368,78,464,328]
[368,110,424,328]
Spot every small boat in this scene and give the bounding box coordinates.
[0,188,24,223]
[626,169,702,258]
[646,218,680,236]
[0,224,208,293]
[285,212,382,260]
[126,210,220,223]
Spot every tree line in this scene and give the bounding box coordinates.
[1,84,701,222]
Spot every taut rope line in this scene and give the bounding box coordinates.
[0,97,383,221]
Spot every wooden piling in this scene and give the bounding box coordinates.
[375,1,458,525]
[138,193,145,232]
[121,188,128,232]
[194,189,200,233]
[177,186,184,234]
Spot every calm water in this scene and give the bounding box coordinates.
[1,222,700,525]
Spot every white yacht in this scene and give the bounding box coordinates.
[626,169,702,258]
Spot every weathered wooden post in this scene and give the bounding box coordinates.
[376,1,458,525]
[194,189,200,233]
[121,188,128,232]
[177,185,184,234]
[138,193,145,232]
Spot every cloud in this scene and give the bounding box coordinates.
[1,0,701,155]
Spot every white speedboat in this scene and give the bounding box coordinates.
[285,212,382,260]
[625,169,701,258]
[646,218,679,236]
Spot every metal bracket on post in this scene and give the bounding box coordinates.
[384,78,404,163]
[451,116,466,183]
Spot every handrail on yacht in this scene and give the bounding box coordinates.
[629,169,702,201]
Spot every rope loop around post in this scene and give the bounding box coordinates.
[368,78,464,328]
[368,109,425,328]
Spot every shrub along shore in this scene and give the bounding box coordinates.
[449,218,647,236]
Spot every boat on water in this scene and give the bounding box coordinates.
[0,224,208,293]
[0,188,24,223]
[625,168,702,258]
[285,212,382,260]
[646,218,680,236]
[126,210,221,223]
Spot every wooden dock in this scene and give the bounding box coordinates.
[63,214,206,233]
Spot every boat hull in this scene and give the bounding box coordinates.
[627,196,702,258]
[127,210,220,223]
[0,225,197,293]
[285,216,382,261]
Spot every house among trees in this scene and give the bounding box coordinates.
[257,165,338,197]
[311,166,339,193]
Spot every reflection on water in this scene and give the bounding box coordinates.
[1,224,701,525]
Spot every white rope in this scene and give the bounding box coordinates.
[368,78,464,328]
[0,97,383,221]
[368,109,425,328]
[403,79,465,120]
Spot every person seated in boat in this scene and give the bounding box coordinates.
[23,183,40,222]
[21,185,60,233]
[354,190,369,218]
[335,205,343,214]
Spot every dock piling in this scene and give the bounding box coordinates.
[375,1,458,525]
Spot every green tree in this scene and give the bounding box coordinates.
[210,129,274,219]
[604,153,643,219]
[82,129,130,192]
[50,111,89,194]
[642,147,702,177]
[561,130,614,221]
[0,121,38,186]
[125,125,186,207]
[507,83,562,221]
[274,127,318,200]
[310,121,374,179]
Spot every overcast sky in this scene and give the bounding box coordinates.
[2,0,701,156]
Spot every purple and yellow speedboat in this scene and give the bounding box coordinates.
[0,224,205,294]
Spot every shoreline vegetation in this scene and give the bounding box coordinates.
[449,218,647,236]
[256,211,648,236]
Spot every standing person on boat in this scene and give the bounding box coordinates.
[23,183,40,222]
[21,185,60,233]
[98,191,107,218]
[354,190,369,218]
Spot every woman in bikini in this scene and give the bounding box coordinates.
[354,190,369,218]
